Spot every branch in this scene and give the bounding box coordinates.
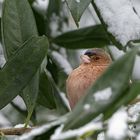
[0,127,35,135]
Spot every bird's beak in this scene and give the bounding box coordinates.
[80,55,91,64]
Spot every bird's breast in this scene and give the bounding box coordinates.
[66,64,109,109]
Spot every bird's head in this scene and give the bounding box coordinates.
[80,48,112,65]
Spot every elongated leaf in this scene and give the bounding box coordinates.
[104,81,140,119]
[52,25,110,49]
[1,0,38,59]
[2,0,39,124]
[0,36,48,109]
[64,49,137,130]
[21,71,39,126]
[66,0,91,26]
[38,69,69,114]
[38,70,56,109]
[28,0,35,5]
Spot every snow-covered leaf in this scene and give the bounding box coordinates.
[94,0,140,47]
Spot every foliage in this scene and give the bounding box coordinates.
[0,0,139,140]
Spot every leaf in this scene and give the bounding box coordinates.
[38,69,69,114]
[66,0,91,26]
[1,0,38,59]
[104,81,140,119]
[0,36,48,109]
[52,25,110,49]
[28,0,35,5]
[33,9,46,36]
[1,0,39,125]
[38,70,56,109]
[64,49,137,130]
[21,71,39,127]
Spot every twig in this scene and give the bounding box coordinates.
[0,127,35,135]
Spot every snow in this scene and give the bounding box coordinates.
[132,0,140,17]
[75,0,80,3]
[137,133,140,140]
[18,116,67,140]
[97,132,105,140]
[0,112,11,127]
[132,55,140,80]
[128,102,140,122]
[33,0,49,16]
[60,92,71,110]
[13,96,26,110]
[109,45,124,60]
[14,124,31,128]
[93,87,112,102]
[51,121,102,140]
[51,51,73,75]
[107,108,128,139]
[0,44,6,68]
[94,0,140,46]
[84,104,91,110]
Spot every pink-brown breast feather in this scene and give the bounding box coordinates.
[66,64,109,109]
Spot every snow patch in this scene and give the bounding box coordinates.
[0,113,11,127]
[84,104,91,110]
[95,0,140,46]
[107,108,128,139]
[93,87,112,101]
[14,124,31,128]
[60,92,71,110]
[18,117,67,140]
[51,122,102,140]
[132,55,140,80]
[75,0,80,3]
[51,51,73,75]
[97,132,105,140]
[128,102,140,122]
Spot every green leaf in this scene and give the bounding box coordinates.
[66,0,91,26]
[28,0,35,5]
[64,49,137,130]
[33,9,46,36]
[38,69,69,114]
[1,0,39,125]
[0,36,48,109]
[21,71,39,127]
[1,0,38,59]
[52,25,110,49]
[38,70,56,109]
[104,81,140,119]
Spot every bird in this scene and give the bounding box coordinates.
[66,48,112,109]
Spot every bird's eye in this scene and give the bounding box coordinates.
[95,56,100,60]
[84,50,97,57]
